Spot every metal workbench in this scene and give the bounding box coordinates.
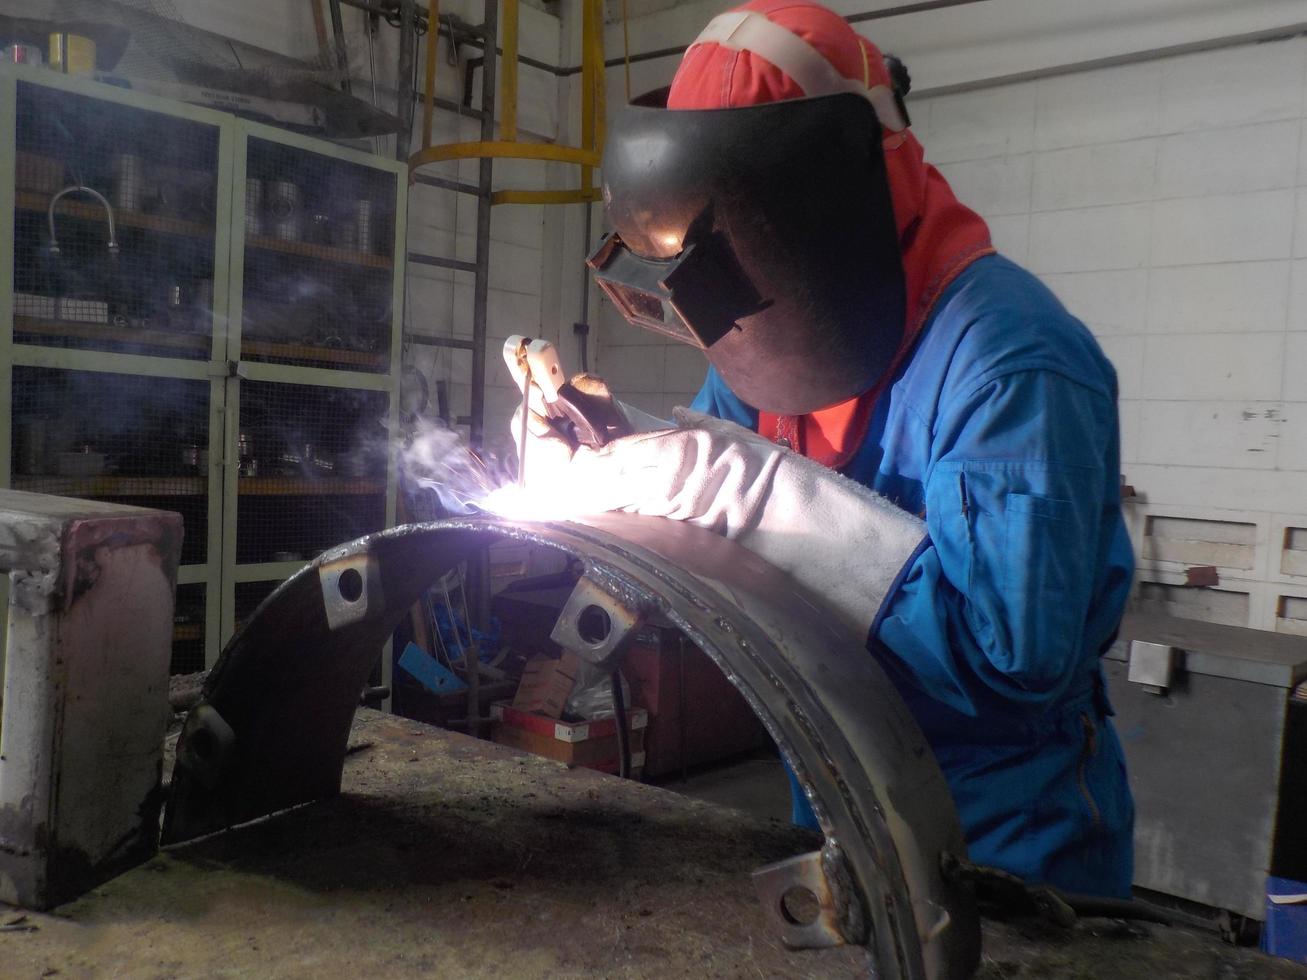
[1,709,1304,979]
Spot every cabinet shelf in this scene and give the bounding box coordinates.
[12,475,206,497]
[16,189,214,239]
[14,316,211,353]
[245,234,392,270]
[237,477,386,496]
[241,337,388,370]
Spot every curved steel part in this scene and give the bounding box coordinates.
[162,515,979,979]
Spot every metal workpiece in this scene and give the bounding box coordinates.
[164,515,979,978]
[549,573,647,668]
[0,490,182,910]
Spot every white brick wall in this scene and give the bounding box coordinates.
[911,34,1307,631]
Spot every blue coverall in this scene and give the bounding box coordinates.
[691,253,1136,898]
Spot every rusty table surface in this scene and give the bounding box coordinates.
[1,708,1304,979]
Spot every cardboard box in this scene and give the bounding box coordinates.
[511,651,580,719]
[491,700,647,776]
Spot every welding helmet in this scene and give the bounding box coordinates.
[590,92,904,416]
[590,1,919,420]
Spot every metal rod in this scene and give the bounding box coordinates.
[327,0,352,93]
[578,0,595,194]
[421,0,440,148]
[469,0,497,450]
[407,252,478,274]
[500,0,519,141]
[395,0,416,161]
[404,333,475,350]
[589,0,606,155]
[412,173,482,195]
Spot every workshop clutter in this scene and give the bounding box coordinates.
[491,700,648,777]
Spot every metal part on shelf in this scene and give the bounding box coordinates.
[47,184,118,255]
[163,515,981,978]
[0,490,181,910]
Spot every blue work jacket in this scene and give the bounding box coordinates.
[691,253,1135,897]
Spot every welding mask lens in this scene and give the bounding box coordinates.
[587,231,764,350]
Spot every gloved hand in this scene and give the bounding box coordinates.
[485,407,926,639]
[512,370,669,475]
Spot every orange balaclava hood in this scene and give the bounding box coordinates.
[669,0,993,467]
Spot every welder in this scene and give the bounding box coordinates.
[503,0,1135,899]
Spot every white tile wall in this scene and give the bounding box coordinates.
[1032,140,1157,211]
[1155,121,1299,198]
[1141,333,1284,401]
[1027,203,1151,274]
[1150,190,1296,266]
[1147,263,1290,334]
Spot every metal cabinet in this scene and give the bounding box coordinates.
[0,65,404,671]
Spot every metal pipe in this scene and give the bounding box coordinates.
[47,185,118,256]
[420,0,440,148]
[395,0,416,161]
[500,0,519,141]
[469,0,497,450]
[327,0,353,93]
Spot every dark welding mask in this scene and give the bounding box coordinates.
[588,92,905,416]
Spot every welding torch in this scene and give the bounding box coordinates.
[504,336,632,488]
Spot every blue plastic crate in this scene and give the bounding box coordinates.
[1262,876,1307,963]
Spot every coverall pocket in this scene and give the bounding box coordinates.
[1002,492,1074,601]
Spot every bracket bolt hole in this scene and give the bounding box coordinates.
[577,604,612,646]
[190,727,217,761]
[780,886,821,927]
[338,567,364,603]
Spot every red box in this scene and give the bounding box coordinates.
[490,701,647,776]
[622,626,769,779]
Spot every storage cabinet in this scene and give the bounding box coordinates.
[1,66,405,672]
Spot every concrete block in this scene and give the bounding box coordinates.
[484,240,544,298]
[1158,37,1305,134]
[936,154,1032,217]
[1127,462,1307,516]
[1032,139,1157,211]
[0,493,180,909]
[664,344,709,394]
[1142,333,1284,401]
[1285,334,1307,402]
[1034,61,1161,151]
[1040,269,1147,335]
[599,344,667,394]
[487,288,543,339]
[986,213,1030,264]
[1277,408,1307,471]
[1147,262,1290,334]
[1151,190,1295,266]
[922,84,1035,164]
[1096,334,1144,400]
[1118,399,1142,465]
[1156,121,1298,199]
[1027,203,1151,274]
[1296,190,1307,259]
[1288,260,1307,330]
[1137,400,1284,470]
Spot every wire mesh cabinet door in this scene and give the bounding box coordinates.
[221,121,404,670]
[1,66,236,674]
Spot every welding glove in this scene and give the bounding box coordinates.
[511,372,669,480]
[489,408,926,640]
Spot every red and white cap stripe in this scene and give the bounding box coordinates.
[688,10,908,131]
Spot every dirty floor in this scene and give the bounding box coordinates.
[2,710,1304,979]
